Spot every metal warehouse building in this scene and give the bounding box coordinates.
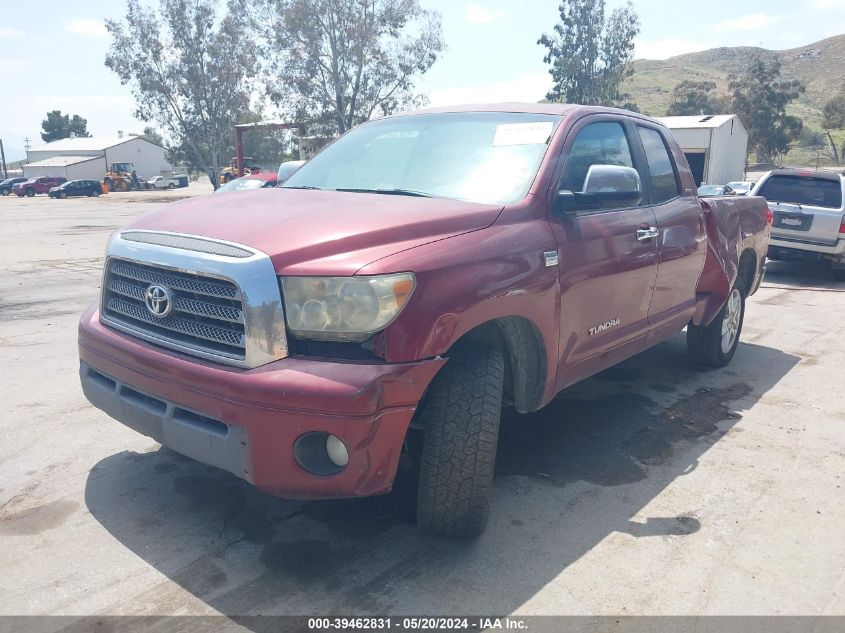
[23,136,173,182]
[658,115,748,187]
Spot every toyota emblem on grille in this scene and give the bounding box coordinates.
[145,284,173,317]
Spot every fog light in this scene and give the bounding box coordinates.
[326,434,348,467]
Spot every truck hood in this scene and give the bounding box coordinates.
[126,188,504,275]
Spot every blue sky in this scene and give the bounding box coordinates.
[1,0,844,162]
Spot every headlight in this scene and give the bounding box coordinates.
[279,273,415,341]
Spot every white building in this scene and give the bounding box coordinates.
[658,115,748,186]
[23,136,173,181]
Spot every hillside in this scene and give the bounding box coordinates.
[626,34,845,130]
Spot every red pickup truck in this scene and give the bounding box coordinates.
[79,104,770,538]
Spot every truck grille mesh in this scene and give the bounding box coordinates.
[102,259,246,360]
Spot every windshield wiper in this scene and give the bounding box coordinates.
[334,187,433,198]
[281,185,321,190]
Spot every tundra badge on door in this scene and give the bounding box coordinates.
[589,319,620,336]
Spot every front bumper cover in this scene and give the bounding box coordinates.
[78,302,445,499]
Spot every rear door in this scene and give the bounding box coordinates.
[547,117,659,379]
[634,124,707,331]
[758,173,845,244]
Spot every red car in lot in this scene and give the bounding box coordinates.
[13,176,67,197]
[79,104,771,537]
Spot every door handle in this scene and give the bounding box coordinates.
[636,227,659,241]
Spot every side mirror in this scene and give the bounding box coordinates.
[556,165,642,215]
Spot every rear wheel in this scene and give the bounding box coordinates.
[167,182,175,189]
[833,265,845,282]
[687,284,745,367]
[25,188,35,197]
[1,190,8,196]
[92,188,100,197]
[416,342,504,538]
[59,192,67,199]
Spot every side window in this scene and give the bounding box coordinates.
[559,122,639,211]
[637,127,680,203]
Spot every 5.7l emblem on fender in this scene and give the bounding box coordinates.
[589,318,620,336]
[145,284,173,318]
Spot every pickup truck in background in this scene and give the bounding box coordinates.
[146,175,178,190]
[78,104,771,538]
[752,168,845,280]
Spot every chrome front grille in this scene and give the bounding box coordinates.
[100,231,288,368]
[102,258,246,360]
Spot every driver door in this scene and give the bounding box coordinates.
[547,117,659,389]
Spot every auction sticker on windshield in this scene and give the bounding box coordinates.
[492,121,554,146]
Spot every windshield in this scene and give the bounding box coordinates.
[758,175,843,209]
[282,112,562,205]
[697,185,724,197]
[217,177,273,193]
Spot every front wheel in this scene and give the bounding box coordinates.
[416,342,504,538]
[687,285,745,367]
[25,188,35,197]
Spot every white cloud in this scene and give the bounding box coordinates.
[0,26,24,39]
[426,71,549,108]
[65,19,109,38]
[713,13,783,31]
[466,4,507,24]
[805,0,845,8]
[0,58,31,73]
[635,38,709,60]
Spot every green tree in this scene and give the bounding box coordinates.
[40,111,91,143]
[105,0,256,189]
[237,0,445,135]
[667,80,728,116]
[821,91,845,165]
[729,55,804,164]
[538,0,640,106]
[139,126,165,147]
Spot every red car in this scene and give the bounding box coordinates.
[13,176,67,197]
[79,104,771,537]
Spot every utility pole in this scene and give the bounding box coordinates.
[23,137,31,153]
[0,139,7,178]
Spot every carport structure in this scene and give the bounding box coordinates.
[659,114,749,187]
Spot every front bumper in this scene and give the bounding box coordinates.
[79,302,445,498]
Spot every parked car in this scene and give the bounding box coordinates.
[48,179,102,198]
[79,104,771,538]
[146,175,178,190]
[697,184,736,197]
[215,172,278,193]
[277,160,305,183]
[726,181,754,195]
[13,177,66,197]
[753,168,845,280]
[0,177,27,196]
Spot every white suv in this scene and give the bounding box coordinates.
[753,169,845,280]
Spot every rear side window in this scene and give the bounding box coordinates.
[758,175,843,209]
[560,122,635,194]
[637,127,680,203]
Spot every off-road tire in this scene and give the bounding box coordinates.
[687,279,746,367]
[416,342,504,538]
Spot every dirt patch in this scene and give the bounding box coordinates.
[0,499,78,536]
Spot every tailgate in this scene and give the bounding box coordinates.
[771,201,843,244]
